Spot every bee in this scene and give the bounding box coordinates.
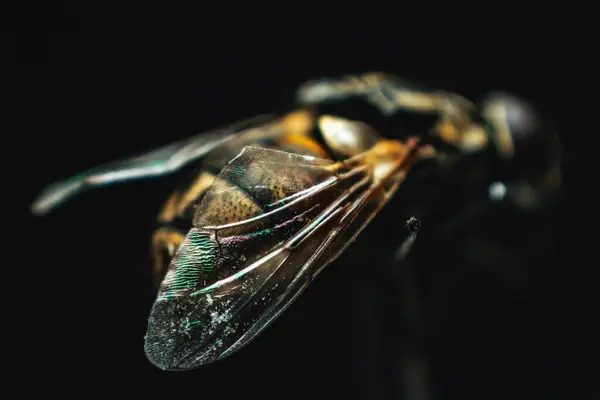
[31,73,561,370]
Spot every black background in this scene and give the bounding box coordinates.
[9,4,593,400]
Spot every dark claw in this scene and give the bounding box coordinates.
[406,217,421,232]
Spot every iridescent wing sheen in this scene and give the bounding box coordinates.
[145,142,417,370]
[30,114,275,215]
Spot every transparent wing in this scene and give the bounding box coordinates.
[30,114,274,215]
[145,142,418,370]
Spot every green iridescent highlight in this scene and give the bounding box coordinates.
[170,229,219,292]
[229,166,246,178]
[246,227,273,239]
[184,320,203,330]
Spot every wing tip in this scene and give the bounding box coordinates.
[30,179,80,217]
[30,193,53,216]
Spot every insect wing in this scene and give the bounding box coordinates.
[30,114,275,215]
[145,144,412,370]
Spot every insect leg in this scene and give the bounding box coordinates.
[151,227,187,285]
[297,72,472,118]
[297,73,489,153]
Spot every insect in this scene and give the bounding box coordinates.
[31,72,560,371]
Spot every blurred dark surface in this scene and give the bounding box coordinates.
[9,5,592,400]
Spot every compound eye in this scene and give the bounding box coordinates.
[481,93,561,209]
[481,92,554,161]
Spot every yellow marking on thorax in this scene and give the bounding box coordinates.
[433,120,490,153]
[280,109,315,133]
[434,120,461,144]
[459,124,489,152]
[280,133,329,158]
[318,115,381,158]
[278,109,329,158]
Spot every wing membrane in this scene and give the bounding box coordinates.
[30,114,275,215]
[145,142,417,370]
